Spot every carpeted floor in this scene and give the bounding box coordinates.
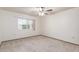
[0,35,79,52]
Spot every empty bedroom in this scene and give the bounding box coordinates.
[0,7,79,52]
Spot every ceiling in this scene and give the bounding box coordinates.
[0,7,74,16]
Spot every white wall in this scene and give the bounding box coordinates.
[0,19,2,42]
[0,9,40,42]
[0,13,4,42]
[0,20,1,40]
[41,8,79,45]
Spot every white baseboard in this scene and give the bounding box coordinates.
[41,35,79,46]
[1,35,41,43]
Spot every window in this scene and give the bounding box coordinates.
[18,17,35,30]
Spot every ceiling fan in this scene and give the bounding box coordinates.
[37,7,53,16]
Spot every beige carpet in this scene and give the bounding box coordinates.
[0,35,79,52]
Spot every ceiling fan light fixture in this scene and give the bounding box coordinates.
[39,12,45,16]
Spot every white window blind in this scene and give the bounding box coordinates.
[18,17,35,30]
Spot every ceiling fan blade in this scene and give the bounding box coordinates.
[44,13,49,15]
[46,9,53,11]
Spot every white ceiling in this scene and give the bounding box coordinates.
[0,7,74,16]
